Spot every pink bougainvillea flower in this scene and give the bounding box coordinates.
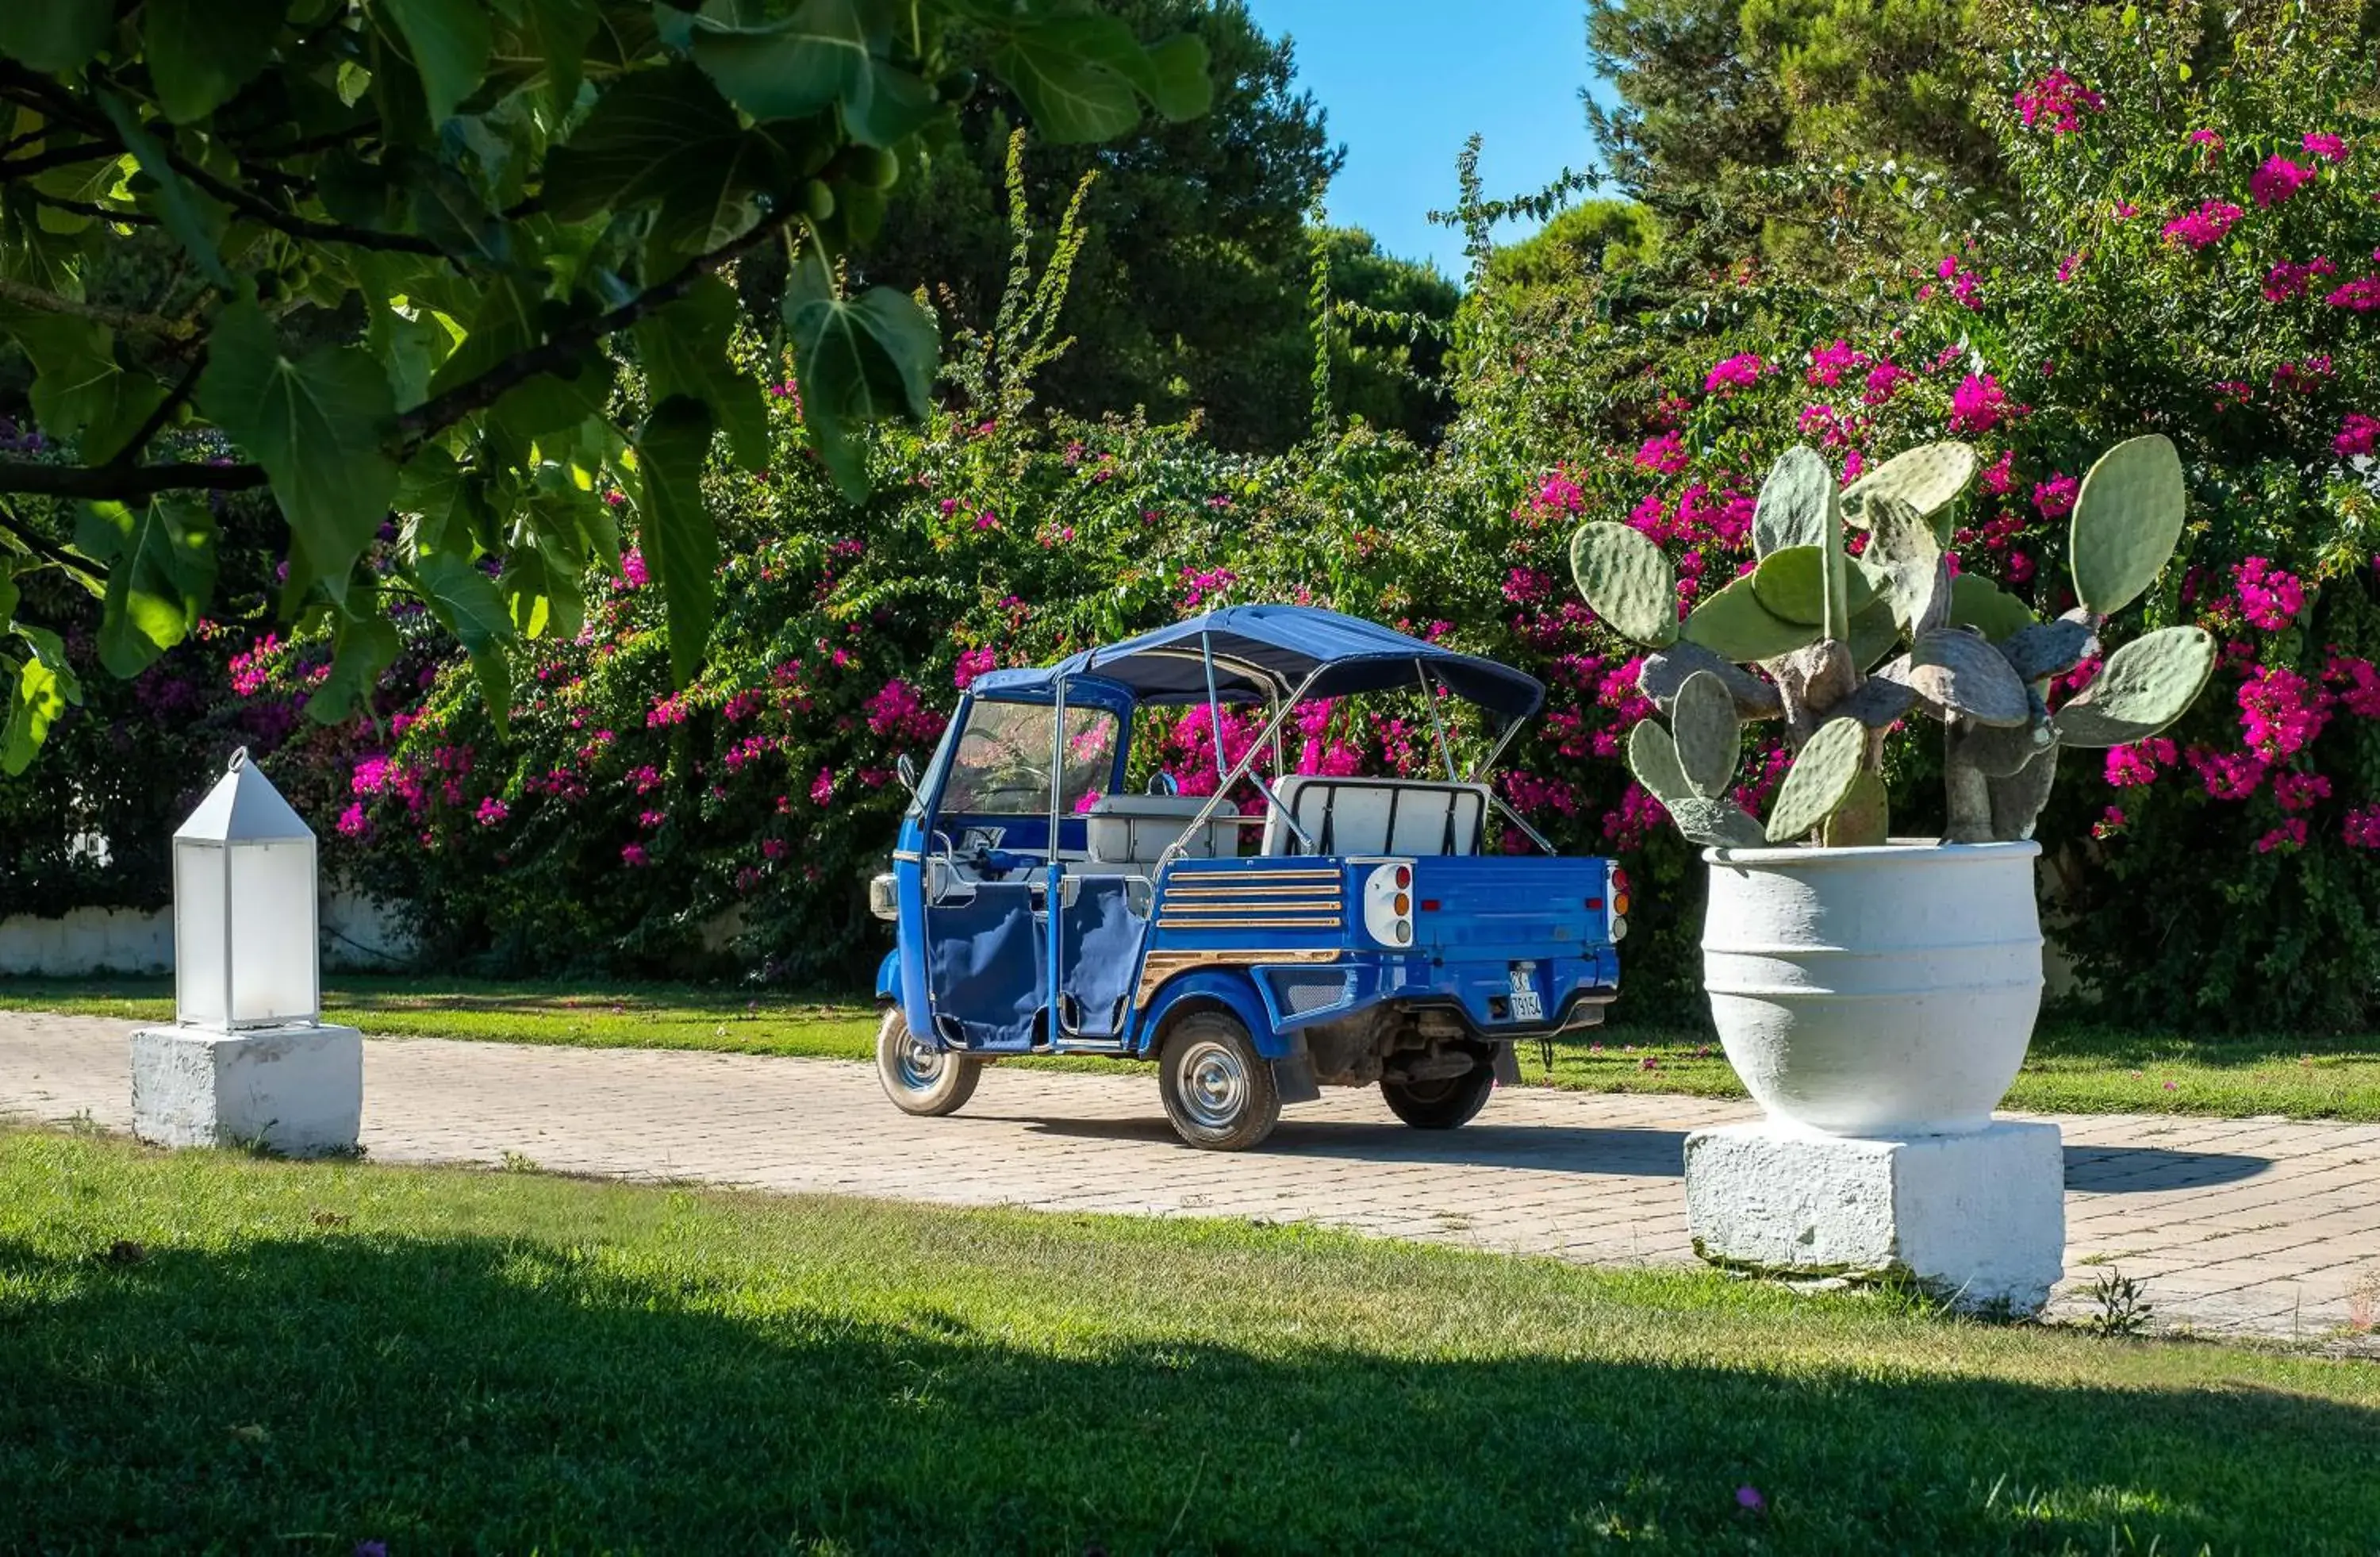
[1635,431,1688,474]
[2255,819,2309,854]
[2186,746,2268,799]
[2236,665,2331,759]
[474,797,509,828]
[2344,805,2380,850]
[2056,250,2085,283]
[2091,805,2129,840]
[809,767,835,807]
[1860,359,1910,406]
[2273,356,2334,393]
[2263,256,2339,302]
[1703,352,1764,394]
[2325,275,2380,311]
[2332,413,2378,458]
[2013,69,2105,133]
[2251,155,2315,208]
[2232,557,2306,630]
[620,843,649,867]
[2273,772,2332,813]
[2032,473,2078,521]
[1807,339,1865,386]
[1949,373,2006,432]
[2305,132,2349,163]
[1979,448,2015,495]
[2163,199,2243,250]
[2189,128,2225,154]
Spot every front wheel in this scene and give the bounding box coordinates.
[1157,1012,1280,1151]
[875,1007,983,1117]
[1380,1062,1495,1130]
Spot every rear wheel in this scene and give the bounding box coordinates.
[1380,1062,1495,1129]
[875,1006,983,1117]
[1157,1012,1280,1151]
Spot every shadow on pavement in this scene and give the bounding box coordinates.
[1009,1111,1692,1174]
[2063,1144,2269,1192]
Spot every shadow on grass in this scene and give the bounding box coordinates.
[4,1233,2377,1554]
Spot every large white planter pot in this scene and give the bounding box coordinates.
[1701,840,2044,1137]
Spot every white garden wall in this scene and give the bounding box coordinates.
[0,888,415,977]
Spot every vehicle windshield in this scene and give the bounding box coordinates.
[939,699,1119,816]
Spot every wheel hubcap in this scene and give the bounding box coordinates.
[1178,1039,1247,1129]
[893,1030,946,1090]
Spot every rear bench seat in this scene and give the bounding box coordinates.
[1084,794,1243,864]
[1259,777,1488,857]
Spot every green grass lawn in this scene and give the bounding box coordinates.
[8,975,2380,1121]
[3,1128,2377,1554]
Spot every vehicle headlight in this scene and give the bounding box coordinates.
[869,871,899,921]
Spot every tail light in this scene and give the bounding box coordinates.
[1363,862,1415,946]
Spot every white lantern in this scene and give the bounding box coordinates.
[171,748,319,1029]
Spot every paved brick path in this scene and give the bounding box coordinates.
[5,1011,2377,1342]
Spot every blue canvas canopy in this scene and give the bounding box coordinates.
[967,605,1545,719]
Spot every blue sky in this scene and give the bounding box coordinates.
[1242,1,1610,279]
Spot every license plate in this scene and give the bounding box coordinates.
[1507,964,1544,1022]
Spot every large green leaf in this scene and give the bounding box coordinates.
[782,252,936,498]
[0,308,167,463]
[197,299,400,602]
[309,606,401,725]
[415,550,510,652]
[690,0,938,148]
[379,0,493,127]
[74,498,218,678]
[542,63,743,223]
[91,90,232,287]
[2,627,82,776]
[0,0,110,71]
[635,275,767,470]
[634,395,720,687]
[992,22,1140,144]
[394,444,482,557]
[146,0,289,123]
[991,17,1210,142]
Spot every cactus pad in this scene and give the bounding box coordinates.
[1626,720,1693,807]
[1764,717,1868,844]
[1837,675,1918,730]
[2071,434,2186,617]
[1841,442,1976,536]
[1669,795,1769,849]
[1865,495,1950,636]
[1672,671,1741,800]
[1570,522,1679,648]
[1752,545,1880,626]
[1822,769,1891,847]
[1845,598,1903,671]
[1907,627,2033,726]
[1637,643,1784,719]
[1681,575,1821,663]
[2050,625,2217,747]
[1998,617,2097,681]
[1752,446,1835,557]
[1947,574,2038,643]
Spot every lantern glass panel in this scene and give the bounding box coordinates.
[173,841,228,1027]
[227,838,317,1024]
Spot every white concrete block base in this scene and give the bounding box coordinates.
[1683,1120,2064,1316]
[130,1024,363,1158]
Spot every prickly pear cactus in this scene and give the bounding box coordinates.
[1566,431,2219,855]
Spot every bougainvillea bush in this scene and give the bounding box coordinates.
[1459,5,2380,1026]
[119,5,2380,1026]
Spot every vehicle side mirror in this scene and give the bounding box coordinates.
[1146,771,1177,797]
[896,752,918,797]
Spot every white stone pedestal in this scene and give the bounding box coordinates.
[1683,1120,2064,1315]
[130,1024,363,1158]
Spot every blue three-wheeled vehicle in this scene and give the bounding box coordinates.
[869,606,1628,1148]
